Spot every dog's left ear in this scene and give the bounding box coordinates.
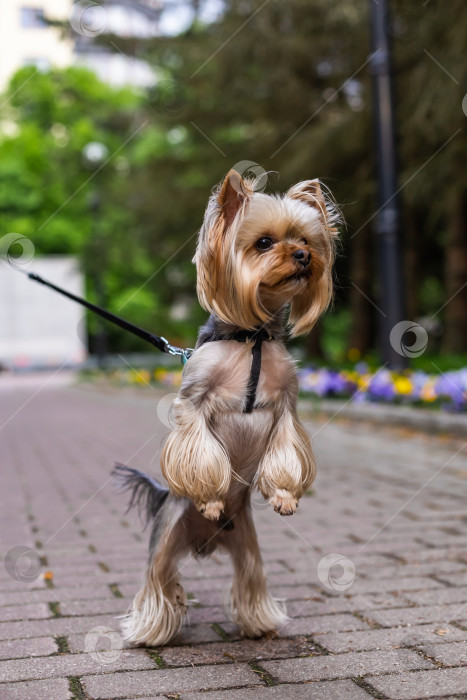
[218,169,253,229]
[286,179,328,220]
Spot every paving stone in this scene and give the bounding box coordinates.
[183,606,227,623]
[57,597,127,617]
[181,679,374,699]
[41,570,142,587]
[268,585,315,600]
[280,612,370,636]
[368,667,467,699]
[317,623,467,653]
[0,649,154,682]
[182,577,234,592]
[69,622,221,651]
[0,677,71,699]
[286,592,407,617]
[0,603,51,622]
[434,573,467,587]
[360,561,466,579]
[343,576,444,595]
[83,664,261,698]
[261,649,433,682]
[0,614,116,640]
[0,584,113,606]
[3,380,467,695]
[365,602,467,628]
[0,637,57,660]
[421,641,467,666]
[173,623,224,644]
[0,579,47,593]
[160,637,319,667]
[403,586,467,607]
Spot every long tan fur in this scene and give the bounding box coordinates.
[161,394,231,518]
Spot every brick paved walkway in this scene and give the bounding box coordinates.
[1,376,467,699]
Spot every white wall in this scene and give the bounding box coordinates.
[0,256,87,369]
[0,0,74,90]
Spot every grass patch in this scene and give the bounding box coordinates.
[49,602,61,618]
[211,623,231,642]
[69,676,86,700]
[55,636,70,654]
[146,648,167,668]
[249,661,276,686]
[109,583,123,598]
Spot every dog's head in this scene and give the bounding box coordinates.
[194,170,339,335]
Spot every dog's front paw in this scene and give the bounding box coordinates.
[269,489,298,516]
[198,500,224,521]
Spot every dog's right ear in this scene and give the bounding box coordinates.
[217,169,253,229]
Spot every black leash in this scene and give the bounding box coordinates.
[18,268,269,406]
[21,270,193,364]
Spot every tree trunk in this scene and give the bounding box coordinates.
[348,223,374,355]
[443,189,467,352]
[305,323,324,360]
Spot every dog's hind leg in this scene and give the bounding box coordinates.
[112,464,190,646]
[223,505,288,638]
[121,495,190,646]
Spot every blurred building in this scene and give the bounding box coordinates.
[0,257,87,370]
[73,0,160,87]
[0,0,74,90]
[0,0,162,90]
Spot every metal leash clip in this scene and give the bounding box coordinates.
[160,337,194,365]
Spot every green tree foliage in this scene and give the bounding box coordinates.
[133,0,466,355]
[1,0,466,359]
[0,66,201,349]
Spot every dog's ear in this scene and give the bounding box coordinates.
[218,169,253,229]
[286,179,327,219]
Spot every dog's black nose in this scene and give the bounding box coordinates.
[293,249,311,267]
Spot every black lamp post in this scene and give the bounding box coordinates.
[82,141,109,370]
[369,0,407,369]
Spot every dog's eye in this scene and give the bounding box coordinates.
[255,237,274,251]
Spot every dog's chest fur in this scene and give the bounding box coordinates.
[180,334,298,493]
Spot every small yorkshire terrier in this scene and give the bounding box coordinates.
[113,169,338,646]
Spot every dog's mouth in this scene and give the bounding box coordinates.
[261,268,312,290]
[280,269,311,285]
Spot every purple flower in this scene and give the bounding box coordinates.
[366,370,395,401]
[435,371,466,409]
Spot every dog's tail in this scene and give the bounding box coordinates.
[112,463,169,528]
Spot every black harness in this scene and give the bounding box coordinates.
[199,328,273,414]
